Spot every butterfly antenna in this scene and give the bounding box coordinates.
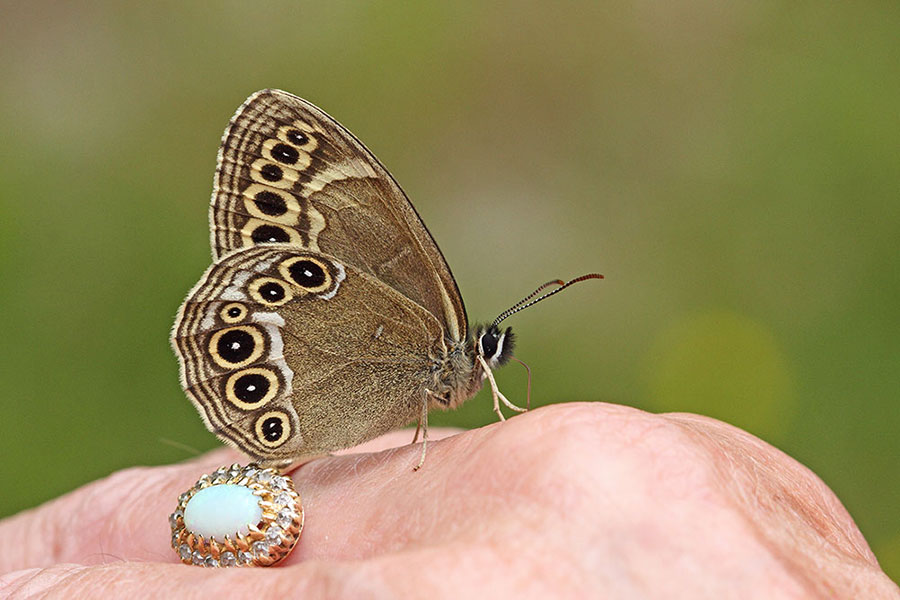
[511,356,532,410]
[490,279,565,327]
[491,273,603,328]
[501,279,565,316]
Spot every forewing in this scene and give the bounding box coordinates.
[210,89,467,341]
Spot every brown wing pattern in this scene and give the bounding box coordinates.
[172,245,446,463]
[210,89,467,342]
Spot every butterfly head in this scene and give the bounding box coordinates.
[474,324,516,369]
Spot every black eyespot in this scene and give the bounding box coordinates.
[271,143,299,165]
[220,302,248,324]
[288,260,326,288]
[233,372,270,405]
[216,329,256,364]
[261,416,284,442]
[480,332,498,359]
[253,190,288,216]
[260,163,283,182]
[259,281,286,303]
[251,225,291,244]
[286,129,309,146]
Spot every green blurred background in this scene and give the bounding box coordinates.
[1,1,897,579]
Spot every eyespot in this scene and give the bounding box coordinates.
[224,367,279,410]
[220,302,248,324]
[254,411,291,448]
[253,225,289,244]
[240,219,302,248]
[286,130,309,146]
[255,189,287,214]
[242,184,300,225]
[250,158,297,189]
[276,123,318,153]
[262,137,313,172]
[260,163,282,181]
[269,143,299,165]
[279,256,332,293]
[248,277,293,306]
[208,325,266,368]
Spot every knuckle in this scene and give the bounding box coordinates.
[484,402,719,501]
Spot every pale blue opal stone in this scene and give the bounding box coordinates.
[183,484,262,542]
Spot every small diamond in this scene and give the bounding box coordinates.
[219,551,236,567]
[257,470,274,485]
[205,556,219,568]
[171,531,180,547]
[178,492,190,505]
[238,550,253,565]
[192,550,205,565]
[179,544,192,561]
[252,541,270,558]
[243,467,258,480]
[277,508,295,529]
[274,492,293,509]
[272,476,290,491]
[265,526,283,544]
[169,510,183,530]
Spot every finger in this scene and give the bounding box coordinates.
[0,542,577,599]
[0,447,242,572]
[3,404,895,599]
[660,412,879,565]
[5,405,896,599]
[0,428,461,572]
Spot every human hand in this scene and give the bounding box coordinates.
[1,402,897,598]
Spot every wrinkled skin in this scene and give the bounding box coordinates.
[1,403,897,599]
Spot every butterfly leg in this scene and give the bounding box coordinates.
[477,355,527,422]
[412,418,423,444]
[413,390,434,471]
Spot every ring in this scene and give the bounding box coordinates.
[169,463,303,567]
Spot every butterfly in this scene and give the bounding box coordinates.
[172,89,600,470]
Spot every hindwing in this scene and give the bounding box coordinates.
[172,245,446,463]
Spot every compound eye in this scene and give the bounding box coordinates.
[479,332,499,359]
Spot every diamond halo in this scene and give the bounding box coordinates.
[169,463,303,567]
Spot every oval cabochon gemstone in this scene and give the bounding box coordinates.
[183,484,263,541]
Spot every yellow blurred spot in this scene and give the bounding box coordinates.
[642,311,794,440]
[874,535,900,585]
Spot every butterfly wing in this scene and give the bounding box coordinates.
[172,245,445,463]
[210,89,467,342]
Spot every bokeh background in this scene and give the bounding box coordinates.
[0,1,897,579]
